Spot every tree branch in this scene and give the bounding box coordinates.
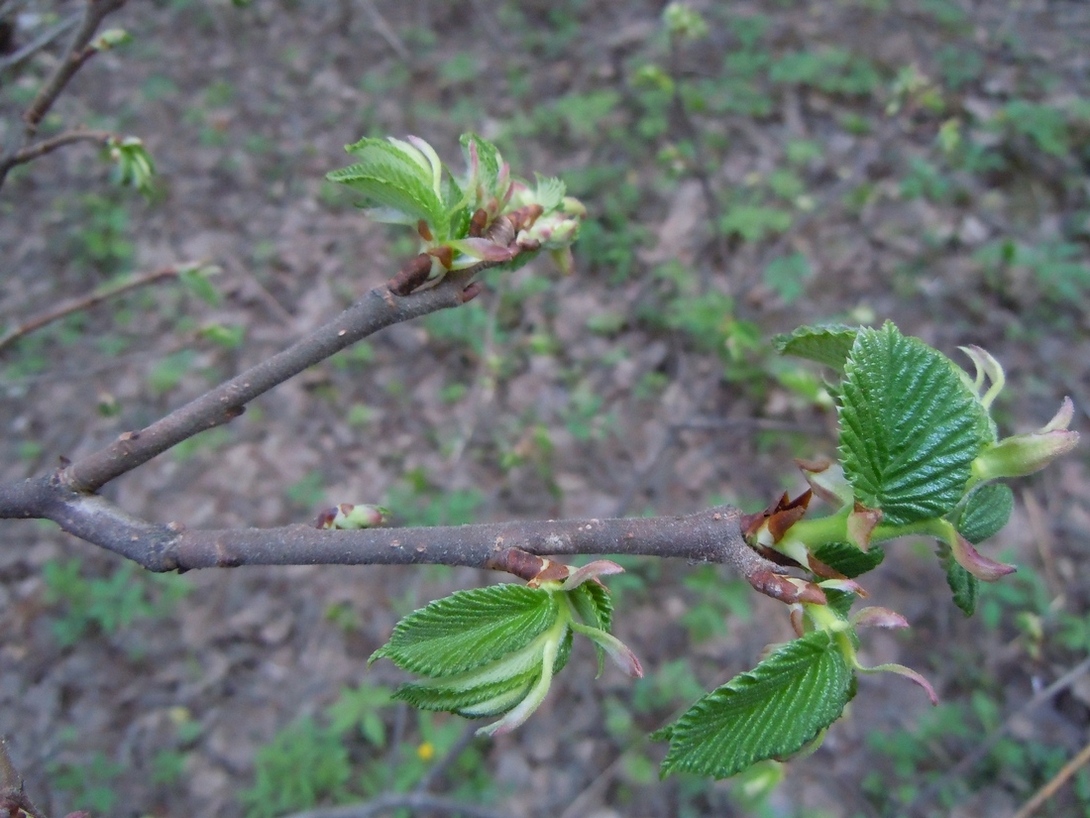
[0,128,114,180]
[0,262,193,353]
[0,254,818,605]
[0,475,823,605]
[0,0,126,188]
[21,0,127,135]
[57,270,483,493]
[0,9,81,75]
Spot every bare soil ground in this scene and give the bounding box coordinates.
[1,1,1089,816]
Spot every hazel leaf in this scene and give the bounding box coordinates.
[328,137,447,233]
[956,483,1014,544]
[838,322,988,525]
[655,630,854,779]
[370,584,558,677]
[773,324,858,372]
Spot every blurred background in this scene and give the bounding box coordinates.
[1,1,1088,816]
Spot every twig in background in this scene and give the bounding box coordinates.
[1011,737,1090,818]
[0,263,199,354]
[907,656,1090,816]
[0,9,80,74]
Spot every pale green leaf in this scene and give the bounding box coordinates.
[773,324,858,372]
[838,323,988,525]
[393,669,538,717]
[656,631,853,779]
[328,138,445,230]
[460,132,502,192]
[370,584,558,677]
[566,580,614,674]
[531,173,567,212]
[567,579,613,631]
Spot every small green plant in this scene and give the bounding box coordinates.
[975,238,1090,307]
[47,751,124,815]
[239,683,495,817]
[146,349,198,395]
[864,695,1090,815]
[770,47,884,97]
[678,566,752,643]
[285,469,327,509]
[385,468,484,527]
[240,717,352,818]
[41,559,190,647]
[65,193,135,275]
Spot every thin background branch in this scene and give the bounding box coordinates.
[0,0,127,187]
[0,262,198,353]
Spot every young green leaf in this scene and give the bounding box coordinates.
[838,322,988,525]
[566,578,613,632]
[529,173,567,212]
[369,584,559,677]
[956,483,1014,544]
[327,138,446,232]
[938,542,978,616]
[655,630,854,779]
[772,324,857,372]
[460,132,503,194]
[812,541,885,579]
[394,667,540,716]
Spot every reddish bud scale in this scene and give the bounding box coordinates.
[528,559,570,586]
[388,253,433,296]
[806,554,846,580]
[486,547,547,582]
[506,203,544,232]
[484,216,516,248]
[429,244,454,270]
[748,569,827,606]
[468,208,489,238]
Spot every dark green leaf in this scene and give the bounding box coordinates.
[812,542,885,578]
[656,631,854,779]
[956,483,1014,544]
[772,324,857,372]
[838,323,988,525]
[822,588,859,621]
[938,542,978,616]
[370,584,558,677]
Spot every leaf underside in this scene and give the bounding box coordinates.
[838,322,987,526]
[773,324,858,372]
[394,669,538,716]
[656,631,854,779]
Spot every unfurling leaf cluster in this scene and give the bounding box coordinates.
[369,565,640,737]
[326,133,586,285]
